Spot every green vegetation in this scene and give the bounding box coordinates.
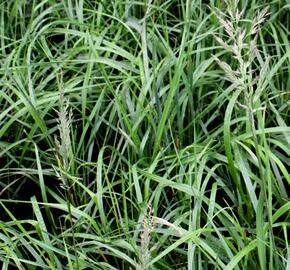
[0,0,289,269]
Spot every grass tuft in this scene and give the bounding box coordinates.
[0,0,289,269]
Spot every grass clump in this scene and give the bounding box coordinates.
[0,0,289,269]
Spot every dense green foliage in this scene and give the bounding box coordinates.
[0,0,290,269]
